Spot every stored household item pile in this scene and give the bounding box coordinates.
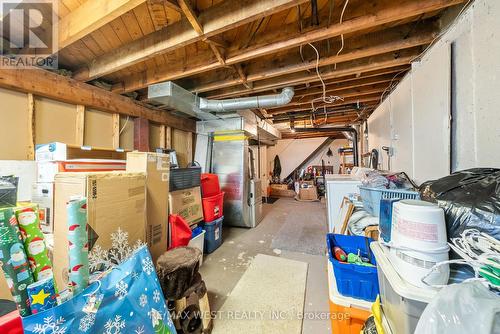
[326,167,500,334]
[0,143,230,334]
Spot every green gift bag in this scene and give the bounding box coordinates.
[0,207,35,316]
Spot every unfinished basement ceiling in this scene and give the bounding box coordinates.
[20,0,468,138]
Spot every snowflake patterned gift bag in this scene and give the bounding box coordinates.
[22,245,177,334]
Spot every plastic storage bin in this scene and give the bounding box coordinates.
[201,173,220,198]
[327,234,379,302]
[202,192,224,222]
[188,227,206,265]
[0,310,23,334]
[359,186,420,216]
[202,216,223,254]
[170,167,201,191]
[370,242,436,334]
[327,260,371,334]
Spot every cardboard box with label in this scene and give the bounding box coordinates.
[169,187,203,226]
[53,172,146,290]
[126,152,169,262]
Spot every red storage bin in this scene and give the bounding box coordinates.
[201,173,220,198]
[0,311,23,334]
[202,192,224,222]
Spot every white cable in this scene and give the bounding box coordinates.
[119,116,129,135]
[334,0,350,70]
[306,43,344,114]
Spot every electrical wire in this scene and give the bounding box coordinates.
[306,42,344,115]
[334,0,350,69]
[119,116,129,135]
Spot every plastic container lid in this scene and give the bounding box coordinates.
[370,242,438,303]
[327,260,372,310]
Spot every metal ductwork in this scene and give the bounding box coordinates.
[294,127,359,166]
[148,81,294,119]
[198,87,294,112]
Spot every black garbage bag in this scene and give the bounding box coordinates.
[419,168,500,241]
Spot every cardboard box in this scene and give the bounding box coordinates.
[126,152,169,261]
[0,160,37,201]
[53,172,146,290]
[37,160,126,183]
[36,142,67,161]
[299,186,318,201]
[32,182,54,233]
[270,184,296,197]
[0,269,13,300]
[169,187,203,226]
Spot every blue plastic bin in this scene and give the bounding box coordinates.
[359,186,420,216]
[327,233,379,302]
[202,216,223,254]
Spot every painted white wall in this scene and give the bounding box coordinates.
[367,0,500,184]
[266,138,349,180]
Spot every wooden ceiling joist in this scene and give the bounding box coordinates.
[58,0,148,50]
[269,94,383,115]
[194,53,416,99]
[117,24,434,94]
[209,66,409,99]
[73,0,309,81]
[115,5,442,93]
[0,68,195,132]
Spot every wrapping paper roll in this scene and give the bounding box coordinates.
[15,205,53,281]
[0,207,34,316]
[27,277,57,314]
[66,197,89,295]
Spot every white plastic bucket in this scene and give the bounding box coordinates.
[389,200,450,287]
[391,200,448,250]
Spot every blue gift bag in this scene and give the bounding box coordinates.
[22,246,176,334]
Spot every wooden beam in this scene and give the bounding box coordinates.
[58,0,147,49]
[27,93,35,160]
[0,67,195,132]
[222,0,463,66]
[210,67,408,99]
[186,132,193,163]
[199,55,414,98]
[73,0,308,81]
[114,19,436,94]
[112,113,120,149]
[269,94,382,115]
[166,126,172,149]
[178,0,204,35]
[159,125,166,149]
[75,105,85,146]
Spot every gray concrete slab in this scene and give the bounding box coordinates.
[200,197,331,334]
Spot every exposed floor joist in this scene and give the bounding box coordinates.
[73,0,309,81]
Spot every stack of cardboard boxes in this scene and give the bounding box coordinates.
[1,148,172,296]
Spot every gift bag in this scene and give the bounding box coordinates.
[22,246,176,334]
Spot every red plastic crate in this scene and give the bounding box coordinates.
[202,192,224,222]
[201,173,221,198]
[0,311,23,334]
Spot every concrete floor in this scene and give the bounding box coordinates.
[200,197,331,334]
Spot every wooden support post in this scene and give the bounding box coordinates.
[166,126,172,149]
[27,93,35,160]
[159,125,166,149]
[187,132,193,163]
[134,117,150,151]
[112,113,120,149]
[75,105,85,146]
